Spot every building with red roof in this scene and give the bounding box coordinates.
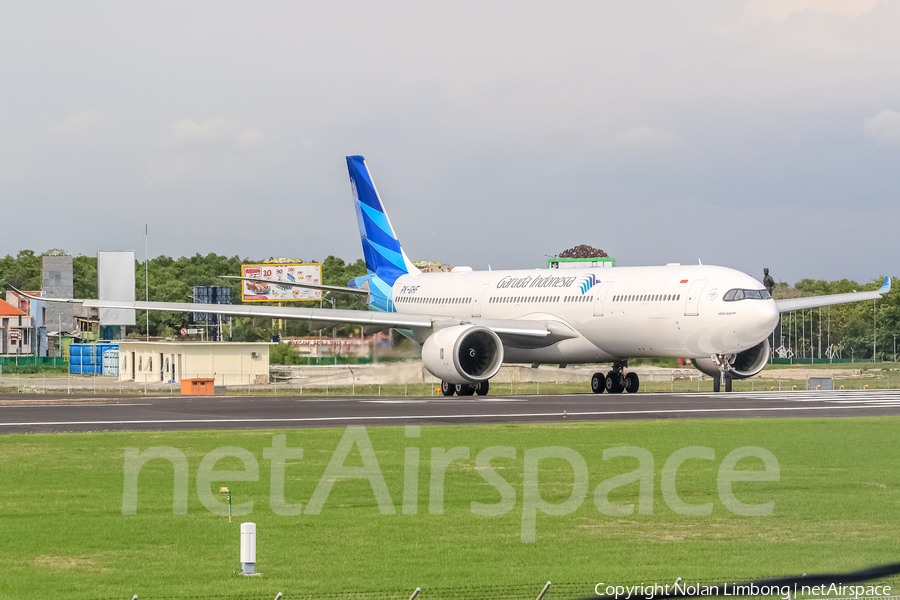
[0,298,34,355]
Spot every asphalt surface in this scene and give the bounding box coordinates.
[1,389,900,433]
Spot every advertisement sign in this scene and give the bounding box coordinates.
[98,250,136,325]
[241,263,323,302]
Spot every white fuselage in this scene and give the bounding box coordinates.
[388,264,779,364]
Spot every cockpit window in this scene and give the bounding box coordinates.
[723,288,771,301]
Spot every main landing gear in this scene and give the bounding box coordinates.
[441,380,490,396]
[591,362,639,394]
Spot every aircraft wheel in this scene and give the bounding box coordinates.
[606,372,625,394]
[474,380,490,396]
[591,372,606,394]
[725,375,733,392]
[713,377,721,393]
[624,372,640,393]
[455,383,476,396]
[441,381,455,396]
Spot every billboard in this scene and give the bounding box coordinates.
[98,251,136,325]
[192,286,231,322]
[241,263,323,302]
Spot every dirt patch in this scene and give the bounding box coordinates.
[32,555,101,570]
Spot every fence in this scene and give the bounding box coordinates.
[0,356,67,368]
[1,362,899,396]
[90,573,900,600]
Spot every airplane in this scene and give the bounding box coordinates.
[12,155,891,395]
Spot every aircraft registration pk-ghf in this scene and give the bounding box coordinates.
[16,156,890,395]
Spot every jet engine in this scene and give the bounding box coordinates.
[421,325,504,385]
[692,339,770,380]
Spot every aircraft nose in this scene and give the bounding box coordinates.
[753,300,780,335]
[736,300,780,345]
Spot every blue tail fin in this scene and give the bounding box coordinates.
[346,155,419,286]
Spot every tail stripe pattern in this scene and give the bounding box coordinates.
[346,155,419,312]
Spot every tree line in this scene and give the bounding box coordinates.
[0,250,366,341]
[1,250,897,361]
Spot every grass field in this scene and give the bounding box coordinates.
[1,418,899,600]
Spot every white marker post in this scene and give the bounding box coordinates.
[240,522,256,574]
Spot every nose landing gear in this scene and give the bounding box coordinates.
[711,354,734,392]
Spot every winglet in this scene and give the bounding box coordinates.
[879,276,891,294]
[5,284,41,301]
[4,284,80,303]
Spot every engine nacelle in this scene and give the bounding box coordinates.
[693,339,770,380]
[422,325,504,385]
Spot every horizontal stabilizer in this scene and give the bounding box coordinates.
[219,275,369,296]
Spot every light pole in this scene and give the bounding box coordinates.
[894,334,897,363]
[145,224,150,342]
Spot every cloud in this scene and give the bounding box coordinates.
[611,126,678,149]
[746,0,885,22]
[159,118,263,150]
[61,110,103,134]
[864,110,900,147]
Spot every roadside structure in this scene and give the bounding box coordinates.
[118,340,272,386]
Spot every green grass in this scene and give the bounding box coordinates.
[1,418,900,599]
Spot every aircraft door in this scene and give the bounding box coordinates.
[472,283,489,317]
[684,279,707,316]
[592,281,613,316]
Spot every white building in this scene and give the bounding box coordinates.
[118,341,271,386]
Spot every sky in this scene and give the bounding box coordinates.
[1,0,898,285]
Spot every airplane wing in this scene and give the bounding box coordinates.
[775,277,891,313]
[6,286,567,342]
[218,275,369,296]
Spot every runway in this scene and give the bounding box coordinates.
[2,389,900,433]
